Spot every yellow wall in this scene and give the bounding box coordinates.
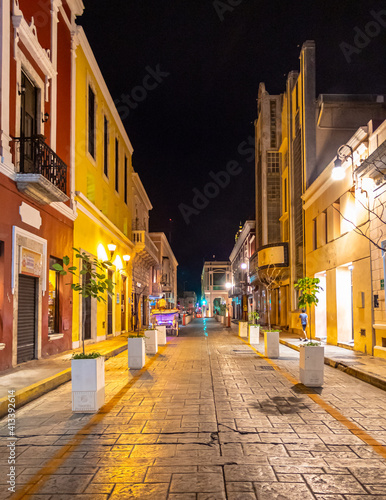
[72,41,134,345]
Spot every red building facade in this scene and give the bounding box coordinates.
[0,0,83,371]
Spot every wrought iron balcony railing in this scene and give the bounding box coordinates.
[13,135,67,195]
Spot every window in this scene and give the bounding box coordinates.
[267,152,280,174]
[48,257,62,334]
[104,116,109,177]
[115,138,119,192]
[270,100,277,148]
[88,86,96,159]
[124,156,128,204]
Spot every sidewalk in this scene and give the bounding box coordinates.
[0,334,129,419]
[230,320,386,392]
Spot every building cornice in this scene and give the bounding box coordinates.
[77,27,134,155]
[303,126,368,210]
[149,232,178,267]
[229,220,255,262]
[132,172,152,211]
[75,191,134,250]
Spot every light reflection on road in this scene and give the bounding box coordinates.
[203,317,208,336]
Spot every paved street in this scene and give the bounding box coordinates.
[2,318,386,499]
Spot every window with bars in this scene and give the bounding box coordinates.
[267,152,280,174]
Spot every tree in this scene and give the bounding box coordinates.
[257,264,282,331]
[53,247,114,354]
[294,277,323,339]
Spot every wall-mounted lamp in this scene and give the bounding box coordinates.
[42,112,49,123]
[332,144,354,182]
[123,254,131,267]
[107,242,116,260]
[18,84,26,95]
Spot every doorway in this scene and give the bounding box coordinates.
[20,71,38,173]
[314,272,327,340]
[336,264,353,344]
[82,261,92,340]
[107,270,113,335]
[17,274,37,364]
[121,276,126,332]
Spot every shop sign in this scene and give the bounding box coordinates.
[20,247,42,277]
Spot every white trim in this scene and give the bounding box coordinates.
[77,27,134,155]
[12,14,56,79]
[0,0,13,167]
[49,0,60,151]
[76,192,135,250]
[70,31,79,208]
[50,201,77,221]
[66,0,84,17]
[12,226,47,295]
[72,340,80,349]
[58,3,72,31]
[374,324,386,330]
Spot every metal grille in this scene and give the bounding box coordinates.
[12,136,67,195]
[17,275,37,364]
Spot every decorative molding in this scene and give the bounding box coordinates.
[19,202,42,229]
[12,14,56,79]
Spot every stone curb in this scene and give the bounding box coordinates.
[0,343,128,420]
[279,339,386,392]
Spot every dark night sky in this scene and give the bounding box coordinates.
[78,0,386,297]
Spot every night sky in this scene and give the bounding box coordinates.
[78,0,386,297]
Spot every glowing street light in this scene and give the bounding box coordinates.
[225,282,232,289]
[240,263,247,270]
[331,158,345,181]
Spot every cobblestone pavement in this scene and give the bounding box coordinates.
[2,318,386,499]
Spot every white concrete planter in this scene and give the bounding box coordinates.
[239,321,248,338]
[71,357,105,413]
[264,331,280,358]
[157,326,167,346]
[144,329,158,354]
[221,316,226,324]
[128,337,146,369]
[248,325,260,344]
[299,345,324,387]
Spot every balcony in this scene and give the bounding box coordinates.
[13,136,69,205]
[132,230,159,266]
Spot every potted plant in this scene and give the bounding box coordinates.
[248,311,260,343]
[53,248,114,412]
[144,327,158,354]
[128,331,146,369]
[299,341,324,387]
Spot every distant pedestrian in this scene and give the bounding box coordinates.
[299,308,308,342]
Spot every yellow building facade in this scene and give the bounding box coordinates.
[303,127,373,354]
[72,27,135,347]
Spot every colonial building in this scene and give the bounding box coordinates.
[0,0,83,370]
[71,27,135,348]
[252,40,386,336]
[150,233,178,309]
[178,291,197,314]
[131,173,159,330]
[229,221,255,320]
[201,260,231,317]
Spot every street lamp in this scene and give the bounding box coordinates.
[225,282,232,289]
[107,242,116,260]
[240,263,247,270]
